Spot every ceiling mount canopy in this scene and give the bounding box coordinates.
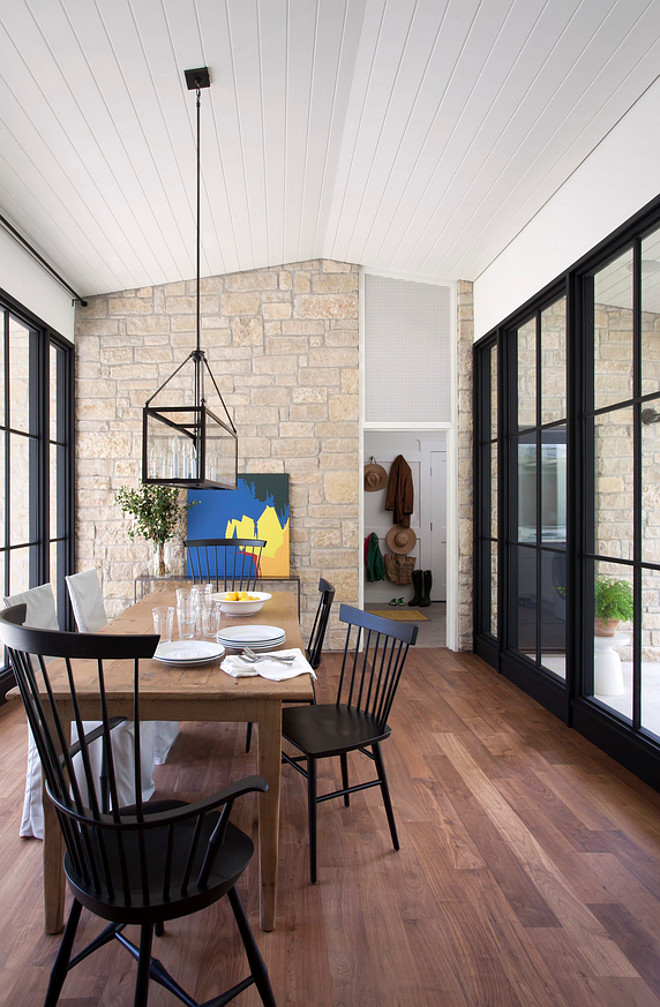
[142,66,238,491]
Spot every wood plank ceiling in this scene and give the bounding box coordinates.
[1,0,659,298]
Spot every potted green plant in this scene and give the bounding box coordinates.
[115,483,193,576]
[594,576,634,637]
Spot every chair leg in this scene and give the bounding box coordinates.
[340,753,350,807]
[373,743,399,851]
[227,886,278,1007]
[133,924,153,1007]
[245,721,253,753]
[307,757,318,884]
[44,898,83,1007]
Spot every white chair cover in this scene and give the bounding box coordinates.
[65,569,107,632]
[4,585,59,839]
[64,569,181,769]
[6,582,177,839]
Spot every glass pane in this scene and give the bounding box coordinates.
[641,567,660,737]
[0,435,5,547]
[540,549,566,681]
[490,442,498,539]
[9,433,31,544]
[9,317,31,434]
[50,444,58,540]
[516,545,537,659]
[540,297,566,424]
[593,248,633,411]
[641,227,660,397]
[541,429,566,543]
[517,318,536,429]
[0,309,5,425]
[642,408,660,565]
[50,541,58,608]
[490,541,498,637]
[50,344,58,437]
[591,561,633,720]
[594,407,633,560]
[8,546,31,597]
[490,342,498,440]
[517,434,536,543]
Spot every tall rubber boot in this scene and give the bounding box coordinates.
[408,569,423,606]
[419,570,432,607]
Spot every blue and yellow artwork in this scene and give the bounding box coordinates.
[186,474,290,577]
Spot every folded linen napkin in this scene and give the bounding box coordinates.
[221,647,316,682]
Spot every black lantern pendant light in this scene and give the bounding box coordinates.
[142,67,238,490]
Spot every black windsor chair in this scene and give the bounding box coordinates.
[184,537,265,592]
[0,605,277,1007]
[281,604,418,883]
[245,578,335,754]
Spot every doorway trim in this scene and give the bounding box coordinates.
[359,266,458,649]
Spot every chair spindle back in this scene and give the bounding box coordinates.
[336,604,418,730]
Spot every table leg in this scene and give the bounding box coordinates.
[256,699,282,931]
[43,784,65,933]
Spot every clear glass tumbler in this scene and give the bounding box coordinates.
[152,605,174,643]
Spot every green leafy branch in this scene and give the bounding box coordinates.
[115,484,195,546]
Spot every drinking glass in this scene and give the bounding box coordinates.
[152,605,174,643]
[176,587,193,608]
[176,591,196,639]
[208,601,222,636]
[177,607,195,639]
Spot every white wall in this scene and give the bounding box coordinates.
[473,78,660,339]
[1,228,76,340]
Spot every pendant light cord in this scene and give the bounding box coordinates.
[196,81,201,357]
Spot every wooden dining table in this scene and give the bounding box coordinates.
[37,588,313,935]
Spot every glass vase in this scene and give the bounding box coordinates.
[152,541,170,578]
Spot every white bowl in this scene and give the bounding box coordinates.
[212,590,271,616]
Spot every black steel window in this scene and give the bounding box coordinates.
[474,195,660,788]
[0,293,74,700]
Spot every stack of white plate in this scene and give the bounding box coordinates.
[154,640,226,666]
[217,625,286,651]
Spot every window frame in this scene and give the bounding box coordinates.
[0,287,74,702]
[473,193,660,788]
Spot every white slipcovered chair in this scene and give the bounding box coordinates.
[65,570,179,767]
[4,584,59,839]
[7,579,176,839]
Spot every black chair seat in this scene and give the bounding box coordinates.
[66,804,254,925]
[282,704,390,758]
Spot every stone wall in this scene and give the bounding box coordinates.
[457,280,474,650]
[74,260,360,650]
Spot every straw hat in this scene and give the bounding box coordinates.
[386,525,417,554]
[364,461,387,492]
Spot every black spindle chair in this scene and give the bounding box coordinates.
[281,604,417,883]
[0,605,277,1007]
[245,578,335,753]
[185,537,265,592]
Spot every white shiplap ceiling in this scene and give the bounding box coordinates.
[1,0,659,299]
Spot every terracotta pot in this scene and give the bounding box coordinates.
[594,617,619,637]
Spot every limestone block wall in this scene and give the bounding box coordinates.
[457,280,474,650]
[74,260,359,649]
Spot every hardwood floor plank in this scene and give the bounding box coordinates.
[588,902,660,995]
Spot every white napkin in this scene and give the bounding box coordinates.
[221,647,316,682]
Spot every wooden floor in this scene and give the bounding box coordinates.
[3,648,660,1006]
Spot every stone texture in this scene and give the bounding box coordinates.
[74,260,360,650]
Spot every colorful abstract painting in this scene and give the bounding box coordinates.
[186,474,290,576]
